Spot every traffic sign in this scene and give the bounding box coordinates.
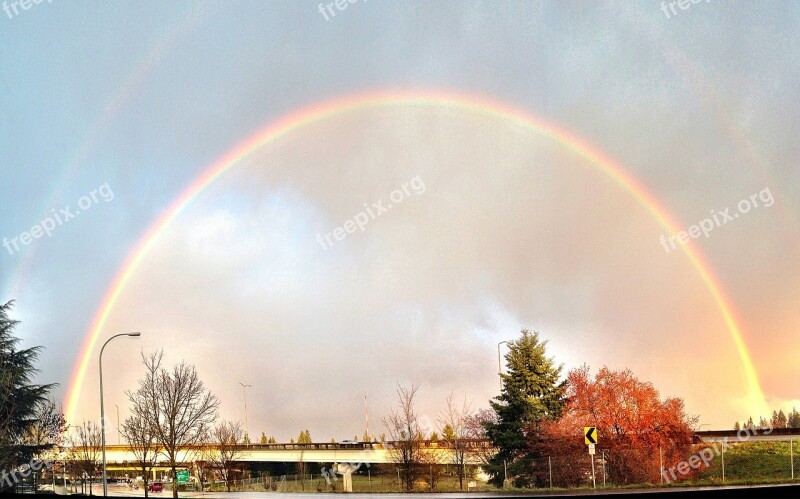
[588,443,596,455]
[176,469,189,483]
[584,427,598,445]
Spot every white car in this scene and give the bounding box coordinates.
[339,439,359,445]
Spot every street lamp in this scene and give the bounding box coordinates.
[100,332,141,496]
[497,340,509,391]
[114,404,120,445]
[239,382,251,445]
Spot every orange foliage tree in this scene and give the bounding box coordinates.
[531,365,697,486]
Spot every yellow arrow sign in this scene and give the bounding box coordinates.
[584,426,598,445]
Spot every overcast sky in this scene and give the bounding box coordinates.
[1,0,799,441]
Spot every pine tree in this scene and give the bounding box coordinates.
[429,431,439,443]
[362,430,370,442]
[442,423,456,442]
[789,408,800,429]
[268,436,276,443]
[778,410,788,429]
[260,432,268,444]
[483,330,565,487]
[733,421,740,430]
[0,301,57,483]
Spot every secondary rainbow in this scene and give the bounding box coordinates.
[64,89,767,423]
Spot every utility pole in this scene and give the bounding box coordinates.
[115,404,120,445]
[239,382,251,446]
[497,340,509,391]
[364,395,369,441]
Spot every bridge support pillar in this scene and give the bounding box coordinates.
[334,463,355,492]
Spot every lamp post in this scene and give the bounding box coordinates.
[497,340,509,391]
[239,382,251,445]
[114,404,120,445]
[100,332,141,496]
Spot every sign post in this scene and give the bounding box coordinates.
[584,427,598,489]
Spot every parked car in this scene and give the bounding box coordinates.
[339,439,359,445]
[148,482,164,492]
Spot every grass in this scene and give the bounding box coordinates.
[693,441,799,483]
[213,442,800,494]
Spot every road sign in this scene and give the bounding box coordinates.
[588,443,596,455]
[585,427,598,445]
[176,469,189,483]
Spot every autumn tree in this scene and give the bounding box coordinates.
[484,330,566,487]
[536,365,696,486]
[130,350,219,498]
[464,408,497,467]
[210,420,244,492]
[383,383,425,491]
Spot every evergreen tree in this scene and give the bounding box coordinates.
[362,430,370,442]
[733,421,740,431]
[483,330,565,487]
[260,432,268,444]
[778,410,788,429]
[0,301,56,484]
[268,436,276,443]
[789,408,800,429]
[442,423,456,442]
[429,431,439,443]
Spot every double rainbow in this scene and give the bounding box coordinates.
[64,89,766,423]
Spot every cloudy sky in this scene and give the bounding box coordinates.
[1,1,798,441]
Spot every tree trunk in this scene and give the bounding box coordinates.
[171,465,178,499]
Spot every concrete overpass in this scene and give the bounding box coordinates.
[694,428,800,443]
[99,440,489,477]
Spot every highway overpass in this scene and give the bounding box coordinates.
[98,440,489,477]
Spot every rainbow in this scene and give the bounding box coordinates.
[64,89,767,423]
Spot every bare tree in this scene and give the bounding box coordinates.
[437,393,473,490]
[209,420,243,492]
[295,450,307,491]
[192,446,214,492]
[132,350,219,499]
[24,399,66,489]
[382,383,424,492]
[120,404,158,498]
[68,420,102,496]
